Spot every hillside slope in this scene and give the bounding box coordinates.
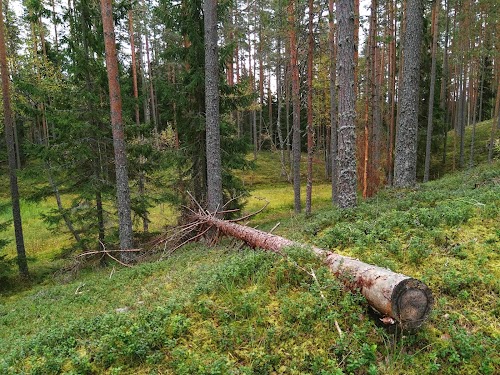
[1,159,499,374]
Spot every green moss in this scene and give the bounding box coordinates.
[1,143,499,374]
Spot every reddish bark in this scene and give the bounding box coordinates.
[101,0,134,257]
[194,213,433,329]
[288,0,301,213]
[128,10,140,127]
[306,0,314,215]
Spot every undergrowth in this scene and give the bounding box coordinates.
[0,120,499,374]
[1,161,499,374]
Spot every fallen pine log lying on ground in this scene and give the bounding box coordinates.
[192,211,433,330]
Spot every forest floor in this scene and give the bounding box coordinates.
[0,120,499,374]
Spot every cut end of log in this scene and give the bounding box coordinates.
[391,278,434,330]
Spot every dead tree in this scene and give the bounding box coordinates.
[189,210,433,330]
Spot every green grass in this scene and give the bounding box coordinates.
[0,122,499,374]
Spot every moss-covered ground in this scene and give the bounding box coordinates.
[0,120,499,374]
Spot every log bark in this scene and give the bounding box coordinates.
[194,213,433,329]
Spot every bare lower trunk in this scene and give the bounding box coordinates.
[387,0,396,186]
[204,0,223,213]
[305,0,314,216]
[96,191,105,251]
[276,39,288,179]
[193,213,433,329]
[423,0,439,182]
[288,0,301,213]
[489,82,500,163]
[0,4,29,277]
[337,0,357,208]
[101,0,134,260]
[394,0,423,187]
[329,0,338,204]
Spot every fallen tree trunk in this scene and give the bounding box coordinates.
[194,213,433,329]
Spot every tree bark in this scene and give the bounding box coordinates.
[423,0,439,182]
[145,31,158,148]
[276,38,288,179]
[469,63,478,168]
[204,0,223,213]
[441,0,451,170]
[459,64,467,169]
[394,0,423,188]
[387,0,396,186]
[288,0,301,213]
[194,213,433,329]
[100,0,134,259]
[353,0,359,97]
[305,0,314,216]
[128,10,140,127]
[337,0,357,208]
[328,0,338,204]
[489,81,500,163]
[0,2,29,278]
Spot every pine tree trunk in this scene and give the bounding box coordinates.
[145,32,158,148]
[441,1,451,170]
[458,64,467,169]
[363,0,377,199]
[268,72,273,149]
[204,0,223,214]
[288,0,301,213]
[51,0,58,52]
[96,191,105,252]
[12,114,21,168]
[128,10,140,127]
[353,0,359,97]
[423,0,439,182]
[100,0,134,259]
[193,213,433,329]
[305,0,314,216]
[329,0,338,204]
[258,23,264,151]
[394,0,423,188]
[469,64,478,168]
[373,45,383,191]
[387,0,396,186]
[129,8,149,232]
[0,3,29,278]
[337,0,357,208]
[276,38,288,179]
[489,81,500,163]
[285,48,291,168]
